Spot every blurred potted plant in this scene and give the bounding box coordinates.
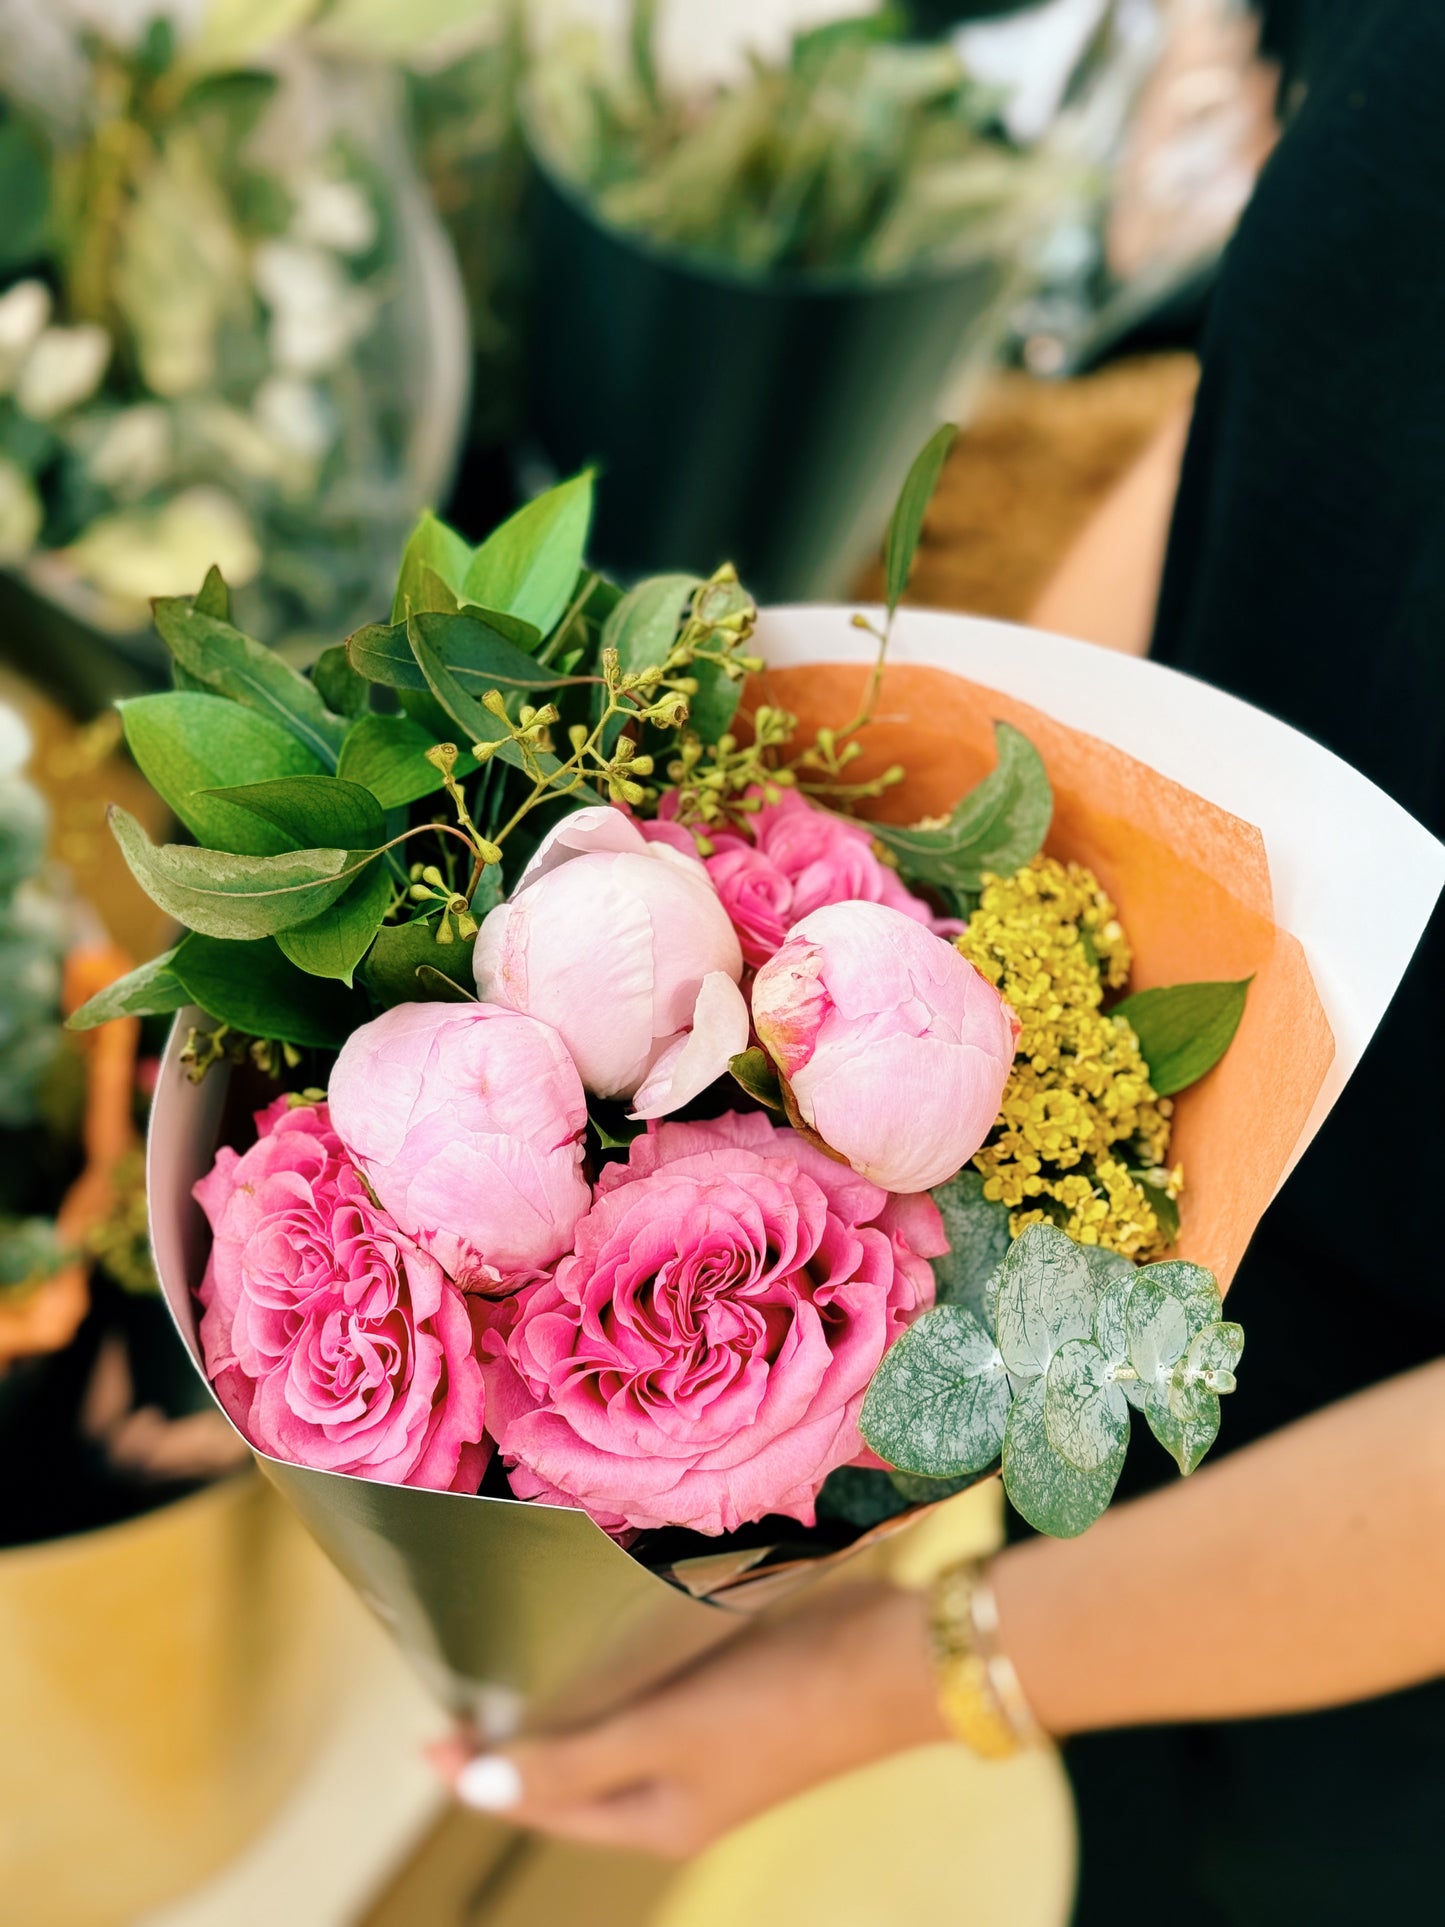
[0,696,343,1926]
[0,0,468,695]
[518,1,1073,599]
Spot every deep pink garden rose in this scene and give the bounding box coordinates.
[327,1001,590,1289]
[478,1111,944,1536]
[194,1097,489,1493]
[701,788,957,968]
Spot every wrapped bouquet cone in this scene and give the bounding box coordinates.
[146,604,1445,1739]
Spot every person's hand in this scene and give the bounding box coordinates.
[429,1580,948,1860]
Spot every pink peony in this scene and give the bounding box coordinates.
[327,1001,590,1290]
[703,788,957,968]
[477,1111,944,1536]
[752,900,1019,1194]
[474,806,749,1119]
[194,1097,488,1492]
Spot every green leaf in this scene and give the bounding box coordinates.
[860,1304,1010,1478]
[1089,1249,1142,1374]
[347,611,549,696]
[461,470,595,637]
[312,644,369,719]
[391,509,474,621]
[194,564,229,621]
[868,722,1052,902]
[994,1223,1099,1381]
[151,599,347,768]
[415,964,477,1003]
[687,658,743,747]
[0,120,50,273]
[170,933,361,1049]
[929,1168,1012,1323]
[361,919,477,1006]
[405,617,579,792]
[66,950,187,1030]
[1123,1277,1192,1389]
[1182,1320,1244,1398]
[816,1466,910,1529]
[108,805,368,940]
[602,572,702,673]
[589,1103,646,1150]
[1043,1340,1129,1474]
[883,422,956,616]
[1110,979,1251,1097]
[119,693,322,856]
[202,775,385,852]
[1134,1173,1181,1243]
[886,1469,975,1506]
[275,859,392,986]
[1002,1377,1125,1538]
[1144,1376,1220,1477]
[729,1046,784,1111]
[337,713,475,811]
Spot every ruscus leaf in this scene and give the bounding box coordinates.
[461,470,595,638]
[119,693,322,855]
[883,422,957,615]
[1111,979,1251,1097]
[337,713,476,811]
[868,721,1052,902]
[202,775,385,852]
[275,859,392,985]
[151,599,347,767]
[170,933,362,1048]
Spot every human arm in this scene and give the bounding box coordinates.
[434,1359,1445,1855]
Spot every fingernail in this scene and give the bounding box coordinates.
[456,1753,523,1812]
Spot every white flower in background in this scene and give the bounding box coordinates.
[0,456,43,565]
[254,374,334,462]
[292,175,378,257]
[0,701,32,779]
[253,241,375,377]
[0,281,52,392]
[192,402,294,484]
[63,485,259,615]
[85,404,173,495]
[14,324,110,421]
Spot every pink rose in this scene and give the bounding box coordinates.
[327,1001,590,1289]
[194,1097,488,1493]
[704,788,957,968]
[478,1111,943,1536]
[752,901,1019,1194]
[474,806,749,1119]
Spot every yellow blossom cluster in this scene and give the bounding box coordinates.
[956,856,1181,1260]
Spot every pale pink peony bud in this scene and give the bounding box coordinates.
[327,1001,590,1289]
[751,900,1018,1194]
[474,806,749,1119]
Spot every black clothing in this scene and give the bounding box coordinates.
[1068,5,1445,1920]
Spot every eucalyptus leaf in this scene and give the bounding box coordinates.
[1144,1376,1221,1476]
[994,1222,1099,1381]
[816,1466,910,1529]
[860,1304,1010,1478]
[67,950,187,1030]
[1043,1339,1129,1474]
[170,933,361,1048]
[883,422,956,615]
[361,919,477,1006]
[119,693,321,856]
[275,859,392,985]
[1111,978,1251,1097]
[729,1046,784,1111]
[108,806,368,940]
[868,721,1051,903]
[337,713,476,811]
[929,1168,1012,1322]
[687,657,744,747]
[1183,1319,1245,1393]
[1123,1277,1192,1389]
[1002,1376,1126,1538]
[886,1469,975,1505]
[202,775,385,852]
[151,599,346,767]
[461,470,595,637]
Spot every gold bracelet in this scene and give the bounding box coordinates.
[928,1558,1039,1760]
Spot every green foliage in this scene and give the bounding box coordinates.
[119,693,323,854]
[883,422,956,616]
[336,713,475,810]
[0,118,50,273]
[462,471,595,635]
[0,1217,69,1293]
[728,1047,785,1111]
[153,598,348,767]
[1112,978,1252,1097]
[68,950,188,1030]
[928,1169,1011,1321]
[862,1223,1242,1538]
[868,721,1052,909]
[530,9,1061,279]
[167,934,363,1049]
[361,919,477,1007]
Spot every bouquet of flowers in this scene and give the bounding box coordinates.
[86,439,1443,1727]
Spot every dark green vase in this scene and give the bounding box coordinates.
[522,157,1021,600]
